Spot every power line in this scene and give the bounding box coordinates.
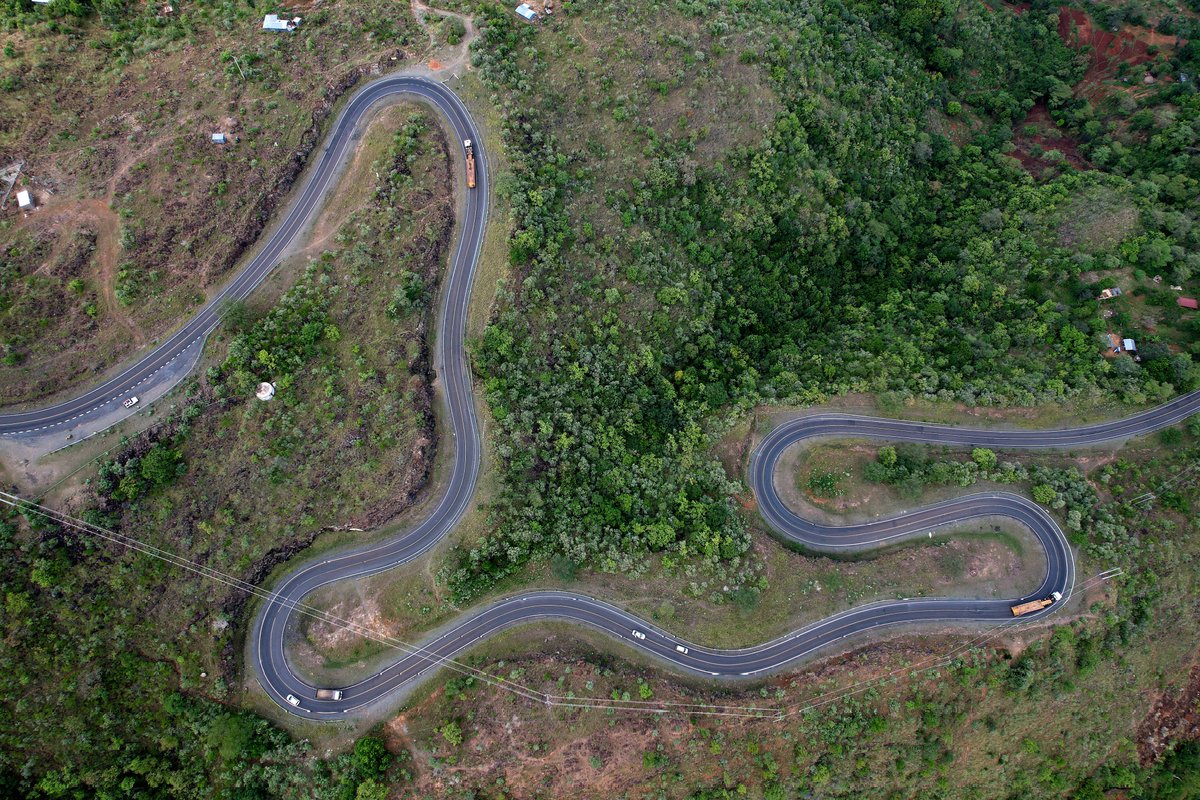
[0,494,784,717]
[0,493,1122,721]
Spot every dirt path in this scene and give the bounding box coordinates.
[410,0,478,75]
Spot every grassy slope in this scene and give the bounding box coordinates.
[0,102,457,790]
[0,1,425,403]
[355,428,1200,799]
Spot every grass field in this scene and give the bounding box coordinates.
[0,1,429,404]
[41,98,459,694]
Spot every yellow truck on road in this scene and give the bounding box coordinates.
[1011,591,1062,617]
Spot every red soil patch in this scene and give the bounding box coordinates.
[1137,655,1200,765]
[1011,102,1091,174]
[427,58,444,70]
[1058,8,1182,102]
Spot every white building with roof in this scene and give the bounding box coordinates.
[211,133,227,144]
[515,3,538,21]
[16,190,32,210]
[262,14,300,31]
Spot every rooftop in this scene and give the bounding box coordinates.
[263,13,300,31]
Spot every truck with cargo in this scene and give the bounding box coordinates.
[463,139,476,189]
[315,689,343,700]
[1010,591,1062,617]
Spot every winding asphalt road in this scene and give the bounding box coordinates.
[0,77,482,441]
[4,74,1197,719]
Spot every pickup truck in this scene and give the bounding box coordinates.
[316,689,343,701]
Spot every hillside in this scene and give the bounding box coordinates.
[1,0,1200,798]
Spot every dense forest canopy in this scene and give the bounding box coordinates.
[451,0,1200,598]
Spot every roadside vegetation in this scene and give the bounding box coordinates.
[2,0,1200,797]
[0,104,454,797]
[448,0,1200,606]
[0,0,425,403]
[309,420,1200,799]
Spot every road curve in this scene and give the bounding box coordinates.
[0,76,483,440]
[4,71,1193,716]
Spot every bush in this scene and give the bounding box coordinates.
[1032,484,1057,504]
[971,448,997,470]
[386,270,427,318]
[439,721,463,747]
[353,736,392,780]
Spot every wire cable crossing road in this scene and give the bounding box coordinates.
[4,75,1198,719]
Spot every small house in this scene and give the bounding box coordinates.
[1179,297,1199,310]
[1106,333,1122,354]
[31,0,50,5]
[211,133,227,144]
[262,13,300,31]
[16,190,32,210]
[1098,287,1123,301]
[1123,338,1137,352]
[515,3,538,21]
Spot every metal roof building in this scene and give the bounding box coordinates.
[16,190,32,209]
[262,14,299,31]
[515,3,538,21]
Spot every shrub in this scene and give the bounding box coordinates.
[353,736,392,780]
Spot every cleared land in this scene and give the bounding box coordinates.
[39,99,457,690]
[0,2,428,404]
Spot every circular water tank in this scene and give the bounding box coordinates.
[255,382,276,401]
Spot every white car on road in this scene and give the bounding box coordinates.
[122,396,139,409]
[631,630,646,640]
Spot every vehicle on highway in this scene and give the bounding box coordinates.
[285,694,301,707]
[122,396,139,409]
[1011,591,1062,617]
[675,645,689,654]
[316,689,343,701]
[632,630,646,640]
[464,139,476,189]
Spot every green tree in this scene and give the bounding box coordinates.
[353,736,392,780]
[878,446,897,467]
[355,778,390,800]
[1032,484,1056,505]
[971,448,997,470]
[1160,428,1183,446]
[139,445,183,488]
[439,721,463,747]
[1188,415,1200,438]
[386,270,427,318]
